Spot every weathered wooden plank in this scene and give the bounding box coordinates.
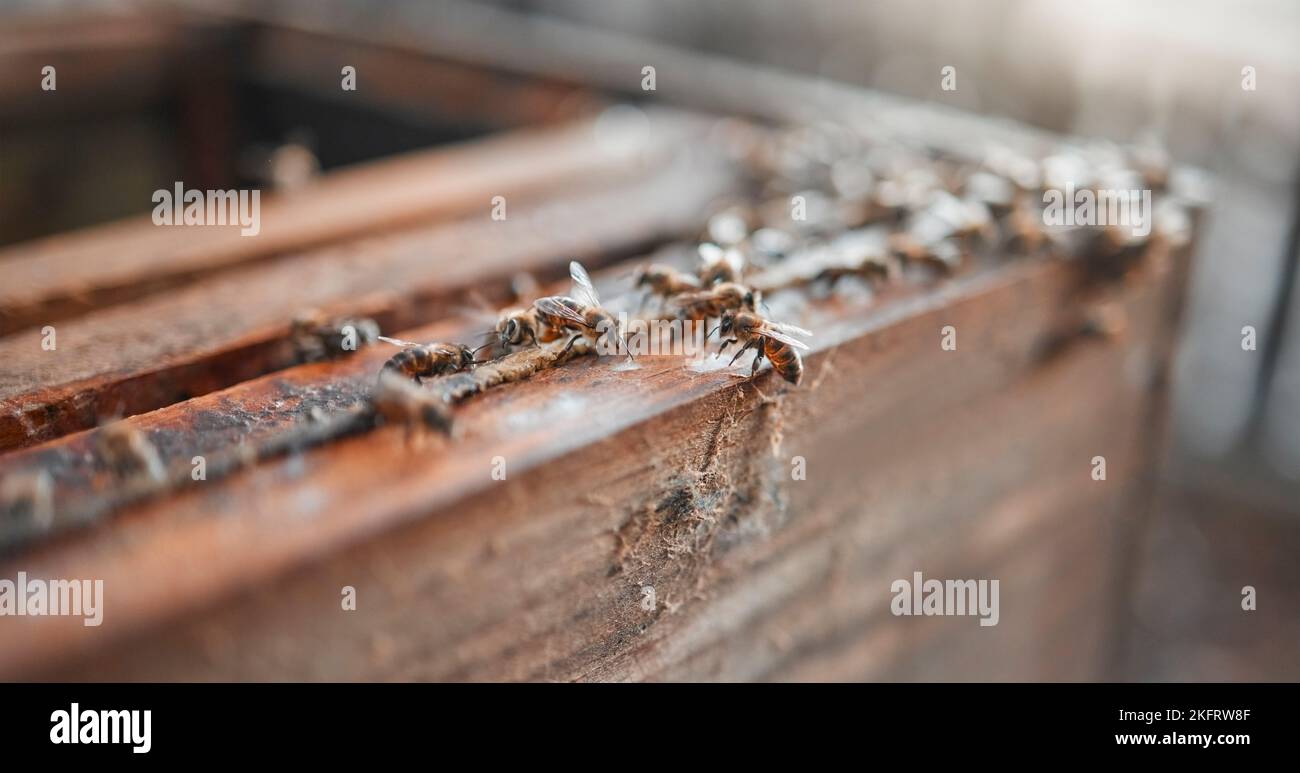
[695,501,1115,682]
[0,123,737,451]
[0,237,1189,680]
[0,261,644,547]
[0,2,1205,686]
[0,11,201,122]
[245,24,600,130]
[587,271,1169,682]
[0,112,687,336]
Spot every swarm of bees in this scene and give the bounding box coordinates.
[371,248,813,431]
[630,242,812,383]
[376,262,642,372]
[364,122,1194,430]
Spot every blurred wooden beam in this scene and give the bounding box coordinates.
[0,112,699,336]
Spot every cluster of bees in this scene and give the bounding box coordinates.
[373,254,813,389]
[0,124,1203,548]
[360,123,1201,425]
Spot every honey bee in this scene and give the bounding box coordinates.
[291,311,380,362]
[888,231,964,274]
[713,310,812,385]
[886,192,994,274]
[1005,196,1048,254]
[95,420,167,484]
[815,230,899,287]
[377,336,480,384]
[697,243,746,286]
[670,282,759,321]
[493,305,554,350]
[634,263,701,299]
[0,468,54,540]
[533,261,631,357]
[371,370,453,434]
[815,256,897,286]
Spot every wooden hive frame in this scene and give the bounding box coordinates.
[0,6,1201,681]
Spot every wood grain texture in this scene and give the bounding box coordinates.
[0,112,688,336]
[0,11,202,121]
[0,6,1200,682]
[0,239,1190,681]
[0,121,737,451]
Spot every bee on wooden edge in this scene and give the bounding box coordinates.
[371,370,454,435]
[291,310,380,363]
[711,310,813,386]
[376,337,483,384]
[533,261,634,360]
[94,420,167,486]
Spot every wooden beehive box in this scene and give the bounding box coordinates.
[0,8,1202,681]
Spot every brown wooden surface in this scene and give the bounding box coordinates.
[0,236,1191,680]
[0,263,636,547]
[0,8,1209,682]
[0,11,203,121]
[0,115,735,451]
[0,112,685,336]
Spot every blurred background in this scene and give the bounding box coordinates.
[1,0,1297,679]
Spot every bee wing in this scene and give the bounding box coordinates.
[670,288,714,307]
[757,324,811,350]
[569,261,601,307]
[377,335,422,348]
[770,321,814,338]
[535,296,592,329]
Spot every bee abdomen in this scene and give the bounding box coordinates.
[766,341,804,385]
[382,348,433,379]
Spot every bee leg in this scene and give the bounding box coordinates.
[750,346,765,378]
[728,339,756,367]
[561,333,583,354]
[718,338,737,355]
